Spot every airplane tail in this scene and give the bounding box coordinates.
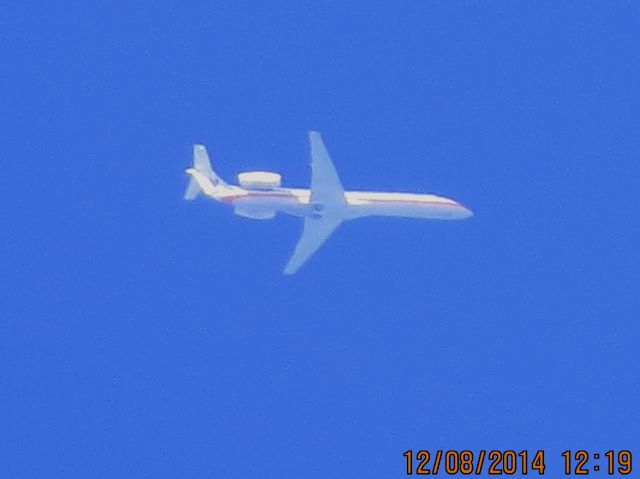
[184,144,226,200]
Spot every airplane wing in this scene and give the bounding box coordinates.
[283,131,347,275]
[283,215,342,275]
[309,131,346,207]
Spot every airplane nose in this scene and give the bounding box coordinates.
[457,204,473,219]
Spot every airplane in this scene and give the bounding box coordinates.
[184,131,473,274]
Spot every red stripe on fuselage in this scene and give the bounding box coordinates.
[220,193,292,203]
[220,192,463,208]
[367,198,463,208]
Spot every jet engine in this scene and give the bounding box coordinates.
[237,171,281,190]
[234,204,276,220]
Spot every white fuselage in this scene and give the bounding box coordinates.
[185,133,473,274]
[214,184,473,221]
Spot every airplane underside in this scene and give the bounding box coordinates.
[185,131,472,274]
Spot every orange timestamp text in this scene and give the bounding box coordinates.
[403,450,546,475]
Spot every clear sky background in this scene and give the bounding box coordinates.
[2,2,639,477]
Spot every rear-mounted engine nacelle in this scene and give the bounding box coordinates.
[237,171,281,190]
[234,204,276,220]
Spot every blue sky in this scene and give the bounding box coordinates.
[2,1,639,477]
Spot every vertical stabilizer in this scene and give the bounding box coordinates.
[184,144,226,200]
[193,145,218,180]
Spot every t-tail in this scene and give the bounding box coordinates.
[184,144,227,199]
